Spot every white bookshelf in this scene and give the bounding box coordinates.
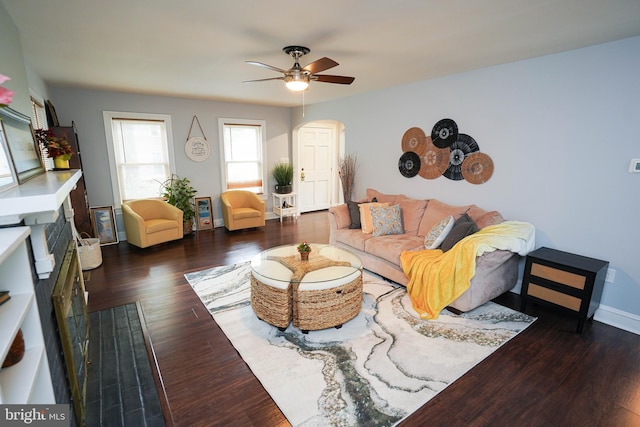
[0,227,54,404]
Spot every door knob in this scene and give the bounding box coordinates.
[300,168,305,181]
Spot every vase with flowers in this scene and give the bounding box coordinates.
[36,129,74,169]
[0,74,15,108]
[297,241,312,261]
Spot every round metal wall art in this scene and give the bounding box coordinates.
[401,127,427,156]
[399,119,494,184]
[443,134,479,181]
[398,151,421,178]
[462,152,494,184]
[431,118,459,148]
[418,136,449,179]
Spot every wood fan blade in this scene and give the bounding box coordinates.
[303,57,338,74]
[245,61,288,74]
[243,77,285,83]
[313,74,355,85]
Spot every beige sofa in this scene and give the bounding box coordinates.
[328,189,520,313]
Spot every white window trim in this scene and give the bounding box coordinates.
[218,117,267,194]
[103,111,176,208]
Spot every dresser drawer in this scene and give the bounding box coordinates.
[530,263,586,290]
[527,283,581,311]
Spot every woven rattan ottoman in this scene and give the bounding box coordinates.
[250,244,363,332]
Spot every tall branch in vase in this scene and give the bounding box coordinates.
[338,153,358,202]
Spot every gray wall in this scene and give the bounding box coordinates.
[48,87,291,228]
[293,36,640,326]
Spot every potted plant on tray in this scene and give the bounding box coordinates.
[297,241,312,261]
[272,162,293,194]
[159,174,197,234]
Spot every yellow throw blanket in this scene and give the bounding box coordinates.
[400,221,535,319]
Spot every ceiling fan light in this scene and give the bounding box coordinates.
[284,75,309,91]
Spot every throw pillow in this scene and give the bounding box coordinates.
[358,202,389,234]
[366,189,402,204]
[423,215,455,249]
[370,205,404,237]
[440,213,479,252]
[346,201,361,229]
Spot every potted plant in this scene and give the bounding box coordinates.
[297,241,311,261]
[159,174,197,234]
[35,129,74,169]
[272,162,293,194]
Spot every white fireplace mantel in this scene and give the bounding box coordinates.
[0,170,82,279]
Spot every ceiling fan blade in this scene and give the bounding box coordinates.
[303,57,339,74]
[243,77,285,83]
[245,61,288,74]
[313,74,355,85]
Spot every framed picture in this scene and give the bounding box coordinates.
[0,122,18,193]
[90,206,119,245]
[0,107,45,184]
[195,196,213,230]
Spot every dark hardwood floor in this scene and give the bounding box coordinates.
[85,211,640,427]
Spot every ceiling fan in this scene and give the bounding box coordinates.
[244,46,355,92]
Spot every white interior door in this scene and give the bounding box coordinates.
[297,125,334,213]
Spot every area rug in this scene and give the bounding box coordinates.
[185,262,535,427]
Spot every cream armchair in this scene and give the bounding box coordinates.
[221,190,266,231]
[122,199,183,248]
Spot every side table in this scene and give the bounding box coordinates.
[520,247,608,333]
[272,192,299,222]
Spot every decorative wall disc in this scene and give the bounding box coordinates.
[443,134,479,180]
[418,136,449,179]
[185,136,210,162]
[398,151,421,178]
[462,152,494,184]
[401,127,427,156]
[431,118,458,148]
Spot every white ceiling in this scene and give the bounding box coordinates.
[4,0,640,107]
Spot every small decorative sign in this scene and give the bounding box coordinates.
[185,136,210,162]
[185,116,210,162]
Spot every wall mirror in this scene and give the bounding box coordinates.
[0,119,18,193]
[0,107,45,184]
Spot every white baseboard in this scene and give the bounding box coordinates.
[594,305,640,336]
[509,283,639,336]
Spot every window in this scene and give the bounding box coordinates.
[103,112,175,207]
[218,118,266,193]
[30,94,53,170]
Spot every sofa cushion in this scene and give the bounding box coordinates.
[329,204,351,229]
[145,219,179,234]
[417,199,472,237]
[358,202,389,233]
[233,207,261,219]
[366,189,403,204]
[475,210,505,229]
[365,234,424,265]
[440,213,479,252]
[423,215,455,249]
[397,196,428,235]
[334,228,374,252]
[370,205,404,237]
[346,200,361,229]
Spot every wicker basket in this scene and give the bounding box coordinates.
[76,232,102,270]
[250,276,292,329]
[293,272,363,331]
